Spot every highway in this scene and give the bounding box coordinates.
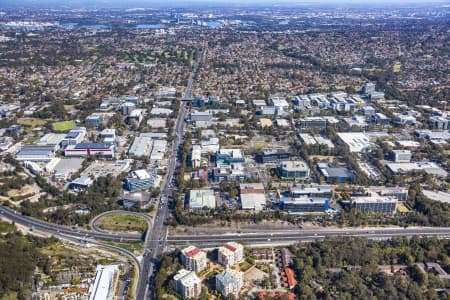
[168,227,450,246]
[0,205,142,242]
[89,210,152,234]
[136,48,203,300]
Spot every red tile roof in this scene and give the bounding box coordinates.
[285,267,297,289]
[224,243,237,252]
[186,247,200,257]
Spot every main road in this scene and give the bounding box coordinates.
[167,227,450,247]
[136,48,203,300]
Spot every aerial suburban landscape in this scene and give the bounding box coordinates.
[0,0,449,299]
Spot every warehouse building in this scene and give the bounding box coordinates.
[189,189,216,209]
[16,145,56,162]
[64,143,115,157]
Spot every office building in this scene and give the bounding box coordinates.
[180,246,207,272]
[278,160,310,180]
[60,127,87,147]
[216,148,245,164]
[392,150,412,163]
[318,163,353,183]
[174,269,202,299]
[100,129,116,144]
[280,197,329,214]
[213,163,247,183]
[124,169,159,192]
[289,186,334,199]
[352,196,398,213]
[298,117,327,129]
[216,269,244,297]
[70,176,94,191]
[256,149,291,163]
[85,113,104,128]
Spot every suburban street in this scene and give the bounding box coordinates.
[137,48,203,300]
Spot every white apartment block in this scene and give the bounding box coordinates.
[174,269,202,299]
[218,242,244,267]
[180,246,207,273]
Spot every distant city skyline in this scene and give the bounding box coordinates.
[1,0,448,8]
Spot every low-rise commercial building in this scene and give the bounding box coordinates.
[189,189,216,209]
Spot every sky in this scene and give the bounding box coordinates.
[0,0,448,8]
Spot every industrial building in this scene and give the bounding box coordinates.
[336,132,372,153]
[64,143,115,157]
[37,133,66,150]
[189,189,216,209]
[174,269,202,299]
[16,145,56,162]
[386,161,447,177]
[128,133,154,157]
[277,160,310,180]
[239,183,266,211]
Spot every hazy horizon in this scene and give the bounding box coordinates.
[1,0,448,9]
